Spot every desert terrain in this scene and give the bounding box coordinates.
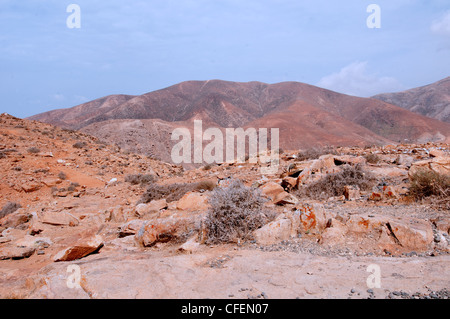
[0,112,449,299]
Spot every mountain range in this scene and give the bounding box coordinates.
[28,78,450,164]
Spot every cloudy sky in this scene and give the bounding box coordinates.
[1,0,449,118]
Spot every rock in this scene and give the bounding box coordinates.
[260,182,285,200]
[15,235,52,250]
[0,245,35,260]
[333,155,366,166]
[409,156,450,176]
[136,216,199,247]
[371,166,408,179]
[320,225,346,246]
[383,186,399,199]
[41,178,62,187]
[136,199,168,218]
[272,192,298,206]
[41,211,79,227]
[0,209,32,230]
[53,235,104,262]
[106,206,123,223]
[21,182,42,193]
[297,203,332,234]
[429,149,446,158]
[431,217,450,234]
[281,177,297,190]
[394,154,414,167]
[369,192,383,201]
[176,192,209,211]
[387,219,434,251]
[253,219,292,245]
[343,185,360,201]
[343,214,434,252]
[118,220,146,237]
[178,236,200,254]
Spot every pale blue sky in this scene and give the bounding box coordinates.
[1,0,449,118]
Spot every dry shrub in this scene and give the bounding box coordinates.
[409,170,450,210]
[138,179,217,204]
[0,202,21,219]
[296,164,375,200]
[125,174,157,186]
[27,147,40,154]
[204,179,275,244]
[364,153,381,164]
[58,171,67,180]
[297,146,337,162]
[193,180,217,192]
[73,141,87,149]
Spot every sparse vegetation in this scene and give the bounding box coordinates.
[296,164,375,200]
[27,147,40,154]
[139,180,218,204]
[409,170,450,209]
[73,141,87,149]
[58,171,67,180]
[364,153,381,164]
[0,202,21,219]
[297,146,337,162]
[204,179,275,244]
[125,174,157,186]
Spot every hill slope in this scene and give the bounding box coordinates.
[373,77,450,123]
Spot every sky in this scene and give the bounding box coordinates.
[1,0,449,118]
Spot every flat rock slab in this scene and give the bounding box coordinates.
[26,247,450,299]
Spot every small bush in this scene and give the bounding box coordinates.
[27,147,40,154]
[139,180,218,204]
[58,171,67,180]
[193,180,217,192]
[67,182,80,192]
[125,174,157,186]
[139,183,193,204]
[0,152,5,159]
[296,164,375,200]
[204,179,275,244]
[73,141,87,149]
[0,202,21,219]
[409,170,449,209]
[364,153,381,164]
[297,146,337,162]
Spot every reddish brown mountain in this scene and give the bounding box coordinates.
[373,77,450,123]
[28,80,450,161]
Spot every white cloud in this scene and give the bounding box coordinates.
[431,11,450,35]
[317,62,406,97]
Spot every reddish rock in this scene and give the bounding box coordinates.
[176,192,209,211]
[41,211,79,227]
[343,185,360,201]
[253,219,292,245]
[53,235,104,262]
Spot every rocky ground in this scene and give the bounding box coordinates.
[0,113,448,299]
